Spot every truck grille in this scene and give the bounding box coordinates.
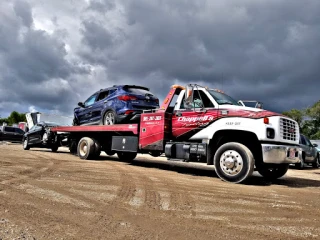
[280,118,297,141]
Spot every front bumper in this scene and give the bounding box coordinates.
[262,144,302,164]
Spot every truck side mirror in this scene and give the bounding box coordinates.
[78,102,84,107]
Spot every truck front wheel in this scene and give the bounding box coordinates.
[256,164,289,180]
[214,142,255,183]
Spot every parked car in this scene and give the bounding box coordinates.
[0,126,25,142]
[22,121,66,152]
[296,134,320,169]
[73,85,159,126]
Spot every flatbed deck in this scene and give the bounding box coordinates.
[51,124,139,135]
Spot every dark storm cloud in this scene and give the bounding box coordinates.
[0,0,89,117]
[79,0,320,112]
[87,0,115,13]
[13,0,33,27]
[1,0,320,119]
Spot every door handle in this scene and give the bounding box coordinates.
[175,112,182,117]
[87,106,92,109]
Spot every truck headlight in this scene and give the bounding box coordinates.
[266,128,275,139]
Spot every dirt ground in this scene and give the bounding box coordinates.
[0,143,320,240]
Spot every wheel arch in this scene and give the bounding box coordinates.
[208,129,261,165]
[100,107,117,125]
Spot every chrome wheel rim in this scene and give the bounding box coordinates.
[43,133,48,142]
[79,141,88,156]
[220,150,243,176]
[23,139,28,148]
[104,112,115,125]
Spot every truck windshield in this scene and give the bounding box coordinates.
[208,90,241,106]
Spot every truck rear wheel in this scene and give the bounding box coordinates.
[92,138,101,157]
[213,142,254,183]
[51,145,59,152]
[77,137,96,160]
[117,152,137,162]
[257,164,289,180]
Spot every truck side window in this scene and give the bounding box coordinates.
[179,90,214,109]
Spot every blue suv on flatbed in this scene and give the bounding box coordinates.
[73,85,159,125]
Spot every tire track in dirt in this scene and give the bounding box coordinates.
[122,161,197,215]
[0,151,58,186]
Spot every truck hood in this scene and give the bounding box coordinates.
[218,105,283,119]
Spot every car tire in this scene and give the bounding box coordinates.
[103,110,117,125]
[105,150,115,156]
[23,137,30,150]
[117,152,137,162]
[149,151,162,157]
[257,163,289,180]
[213,142,255,183]
[312,155,320,168]
[51,145,59,152]
[295,156,305,169]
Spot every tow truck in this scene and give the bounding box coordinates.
[29,84,302,183]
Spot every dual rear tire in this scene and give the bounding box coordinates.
[77,137,137,161]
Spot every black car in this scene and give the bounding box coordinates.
[295,134,320,169]
[22,121,64,152]
[0,126,25,142]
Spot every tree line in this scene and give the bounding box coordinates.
[0,111,27,126]
[282,100,320,139]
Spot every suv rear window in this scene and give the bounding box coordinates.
[126,87,154,96]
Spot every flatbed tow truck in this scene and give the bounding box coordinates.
[30,84,302,183]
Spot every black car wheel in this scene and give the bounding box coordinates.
[51,145,59,152]
[257,164,289,180]
[117,152,137,162]
[295,156,305,169]
[312,155,320,168]
[23,137,30,150]
[103,111,116,125]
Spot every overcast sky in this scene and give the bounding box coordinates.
[0,0,320,119]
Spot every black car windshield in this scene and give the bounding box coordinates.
[208,90,241,106]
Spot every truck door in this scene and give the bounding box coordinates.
[172,89,217,139]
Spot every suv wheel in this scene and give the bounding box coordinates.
[103,111,116,125]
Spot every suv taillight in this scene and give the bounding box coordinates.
[118,95,138,101]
